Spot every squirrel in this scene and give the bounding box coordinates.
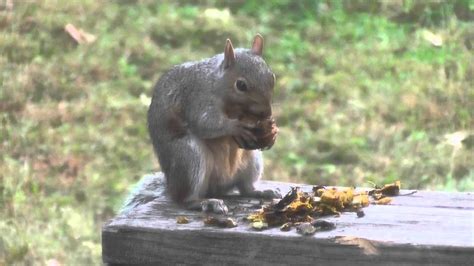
[146,34,281,214]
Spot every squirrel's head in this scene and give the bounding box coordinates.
[219,34,275,120]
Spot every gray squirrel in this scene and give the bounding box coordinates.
[146,34,281,214]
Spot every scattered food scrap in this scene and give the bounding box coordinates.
[316,186,370,215]
[356,210,365,218]
[296,222,316,236]
[204,216,237,228]
[368,180,416,204]
[373,197,392,205]
[251,221,268,231]
[174,181,416,234]
[369,181,400,198]
[176,216,190,224]
[247,186,368,232]
[247,180,415,233]
[335,236,379,255]
[311,220,336,231]
[280,222,292,231]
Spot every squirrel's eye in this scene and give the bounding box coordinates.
[235,79,248,92]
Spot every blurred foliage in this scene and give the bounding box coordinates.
[1,0,473,264]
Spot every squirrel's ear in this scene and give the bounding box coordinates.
[251,34,264,56]
[223,39,235,69]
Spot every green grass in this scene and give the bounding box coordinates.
[1,0,473,264]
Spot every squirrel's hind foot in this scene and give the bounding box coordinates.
[201,199,229,214]
[186,199,229,214]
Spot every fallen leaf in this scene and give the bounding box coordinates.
[64,23,96,44]
[444,131,470,148]
[4,0,13,11]
[422,29,443,47]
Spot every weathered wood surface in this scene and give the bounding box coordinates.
[102,173,474,265]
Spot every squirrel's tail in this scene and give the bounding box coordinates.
[120,172,166,214]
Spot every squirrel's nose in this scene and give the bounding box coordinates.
[249,104,272,119]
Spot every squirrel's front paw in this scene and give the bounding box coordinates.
[232,117,278,150]
[229,119,258,149]
[201,199,229,214]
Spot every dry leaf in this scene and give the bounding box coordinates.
[4,0,14,11]
[64,23,96,44]
[444,131,470,148]
[422,30,443,47]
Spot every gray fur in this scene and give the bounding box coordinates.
[147,36,277,211]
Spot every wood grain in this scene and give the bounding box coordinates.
[102,173,474,265]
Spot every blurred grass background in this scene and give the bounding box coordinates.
[1,0,473,264]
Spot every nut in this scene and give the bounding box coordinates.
[234,116,278,150]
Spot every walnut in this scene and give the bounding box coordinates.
[234,116,279,150]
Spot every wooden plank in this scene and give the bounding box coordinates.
[102,173,474,265]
